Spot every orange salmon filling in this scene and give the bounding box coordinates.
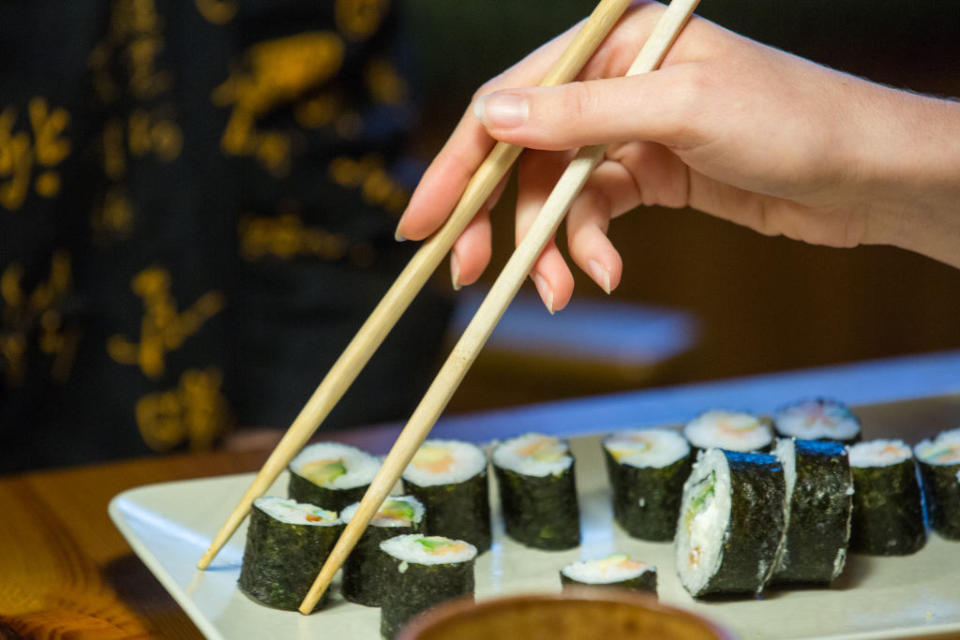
[412,446,455,474]
[516,437,566,462]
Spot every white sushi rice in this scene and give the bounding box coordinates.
[849,439,913,467]
[561,555,653,584]
[340,495,425,528]
[402,439,487,487]
[254,496,340,526]
[914,429,960,465]
[290,442,380,489]
[774,399,860,441]
[603,429,689,468]
[684,410,773,452]
[675,448,733,596]
[380,534,477,565]
[492,433,573,477]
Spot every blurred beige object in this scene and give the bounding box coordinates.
[397,590,732,640]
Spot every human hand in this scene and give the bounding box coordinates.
[396,1,960,311]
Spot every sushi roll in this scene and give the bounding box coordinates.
[914,428,960,540]
[340,495,426,606]
[602,429,692,541]
[675,448,786,597]
[849,439,926,555]
[288,442,380,513]
[402,439,492,553]
[238,497,343,611]
[683,410,774,453]
[773,398,861,444]
[492,433,580,550]
[379,534,477,640]
[559,554,657,594]
[772,438,853,584]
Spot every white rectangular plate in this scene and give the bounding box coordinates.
[110,434,960,640]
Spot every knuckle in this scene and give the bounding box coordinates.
[564,81,599,123]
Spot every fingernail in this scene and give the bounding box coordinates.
[474,93,529,128]
[532,273,554,315]
[394,225,406,242]
[588,259,611,294]
[451,253,462,291]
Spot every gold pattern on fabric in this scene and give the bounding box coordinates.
[364,58,407,105]
[239,214,356,262]
[1,251,78,386]
[329,153,409,215]
[135,367,230,452]
[0,99,71,211]
[212,32,345,176]
[335,0,388,41]
[107,267,225,379]
[194,0,237,25]
[110,0,172,100]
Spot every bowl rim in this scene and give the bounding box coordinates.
[396,588,735,640]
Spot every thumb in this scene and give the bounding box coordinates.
[472,65,702,151]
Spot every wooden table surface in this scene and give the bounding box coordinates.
[3,350,960,640]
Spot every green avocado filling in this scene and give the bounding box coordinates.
[684,471,716,530]
[301,458,347,486]
[380,499,415,523]
[416,536,455,552]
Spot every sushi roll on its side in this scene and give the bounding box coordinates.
[683,410,774,453]
[379,535,477,640]
[288,442,380,513]
[849,439,927,555]
[560,554,657,595]
[772,438,853,585]
[914,429,960,540]
[675,448,787,598]
[602,429,692,541]
[340,495,426,606]
[774,398,861,444]
[492,433,581,550]
[238,497,343,611]
[402,439,492,553]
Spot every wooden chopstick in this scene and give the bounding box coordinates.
[298,0,702,614]
[196,0,634,571]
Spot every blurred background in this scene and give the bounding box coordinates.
[402,0,960,412]
[1,0,959,471]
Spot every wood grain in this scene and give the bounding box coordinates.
[0,450,268,640]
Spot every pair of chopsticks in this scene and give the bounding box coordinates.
[198,0,701,615]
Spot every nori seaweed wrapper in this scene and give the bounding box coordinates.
[917,459,960,540]
[404,471,492,553]
[287,469,368,513]
[343,520,424,606]
[494,463,580,550]
[559,568,657,594]
[850,458,926,555]
[379,549,475,640]
[237,502,344,611]
[773,439,853,585]
[692,450,786,596]
[603,448,692,541]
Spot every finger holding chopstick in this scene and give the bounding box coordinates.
[196,0,634,571]
[299,0,701,614]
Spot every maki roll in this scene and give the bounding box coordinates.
[379,534,477,640]
[492,433,580,550]
[288,442,380,513]
[772,438,853,585]
[238,497,343,611]
[402,439,492,553]
[560,554,657,594]
[914,428,960,540]
[849,439,926,555]
[773,398,861,444]
[675,448,786,597]
[683,410,773,453]
[602,429,692,541]
[340,495,426,606]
